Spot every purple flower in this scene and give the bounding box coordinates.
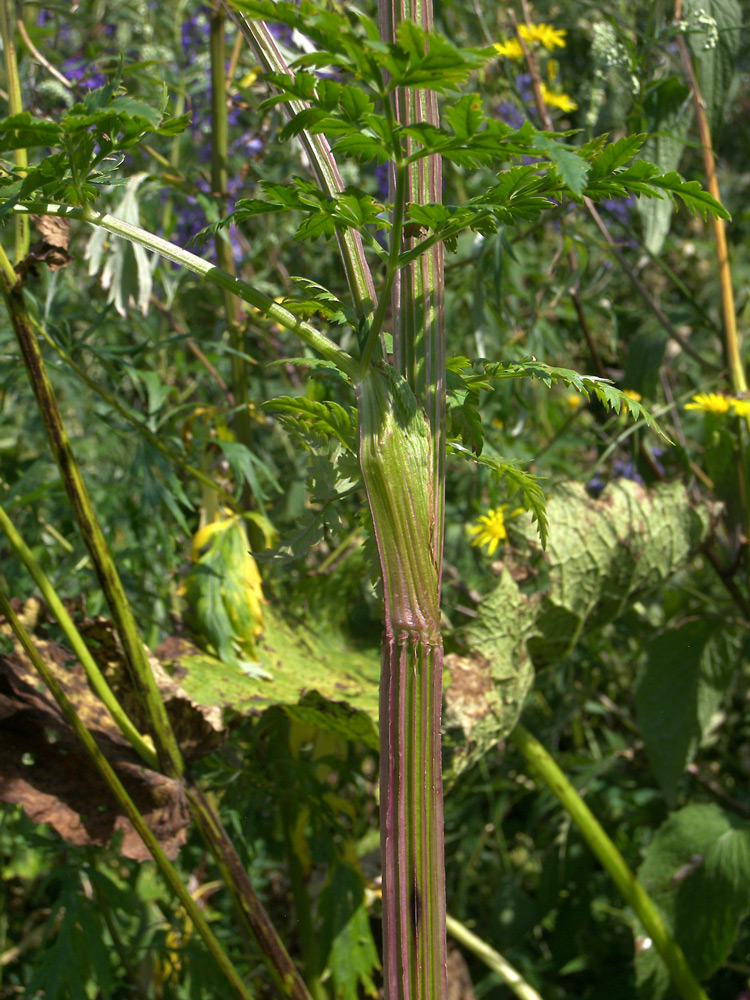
[612,457,644,485]
[515,73,535,106]
[181,11,209,59]
[63,59,108,91]
[495,101,526,129]
[586,474,605,497]
[601,194,635,225]
[374,162,390,200]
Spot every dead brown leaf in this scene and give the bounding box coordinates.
[0,601,210,860]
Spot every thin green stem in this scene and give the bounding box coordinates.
[361,162,407,370]
[185,785,314,1000]
[13,201,360,381]
[0,0,29,261]
[0,266,185,778]
[0,502,159,770]
[511,723,710,1000]
[0,592,255,1000]
[209,2,255,464]
[445,915,543,1000]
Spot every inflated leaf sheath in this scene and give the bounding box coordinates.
[357,364,439,639]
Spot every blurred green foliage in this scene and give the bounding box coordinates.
[1,0,750,997]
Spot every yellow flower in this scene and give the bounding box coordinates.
[540,83,578,112]
[494,38,524,59]
[520,22,568,50]
[731,398,750,417]
[495,23,568,60]
[567,393,582,410]
[470,506,510,555]
[685,393,732,414]
[624,389,642,402]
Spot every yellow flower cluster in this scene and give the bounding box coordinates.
[494,22,577,113]
[493,22,567,58]
[540,82,578,112]
[685,393,750,416]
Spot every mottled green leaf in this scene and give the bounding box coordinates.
[524,481,709,668]
[162,608,380,748]
[443,569,536,782]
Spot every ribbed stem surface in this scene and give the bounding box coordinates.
[380,635,447,999]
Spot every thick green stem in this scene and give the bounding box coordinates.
[12,201,360,380]
[380,636,446,1000]
[510,723,710,1000]
[0,263,185,778]
[0,592,255,1000]
[379,0,445,572]
[364,3,447,996]
[0,503,159,770]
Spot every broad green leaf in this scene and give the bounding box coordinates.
[84,172,154,316]
[623,328,669,400]
[217,439,280,503]
[28,872,113,1000]
[636,804,750,999]
[637,78,693,253]
[635,621,737,804]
